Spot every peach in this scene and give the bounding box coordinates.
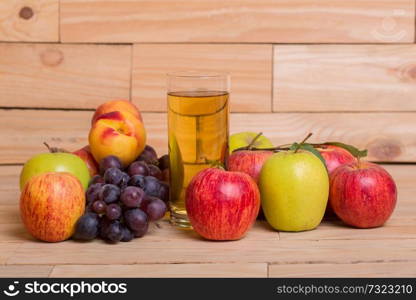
[91,100,142,124]
[89,110,146,167]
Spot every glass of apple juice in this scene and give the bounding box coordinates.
[167,71,230,228]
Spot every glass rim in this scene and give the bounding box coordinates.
[167,70,229,79]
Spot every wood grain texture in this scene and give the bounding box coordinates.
[274,45,416,112]
[50,263,267,278]
[0,0,58,41]
[0,265,52,277]
[0,243,22,264]
[1,110,415,163]
[132,44,272,112]
[0,165,415,276]
[6,237,416,265]
[0,44,131,109]
[60,0,415,43]
[268,262,416,278]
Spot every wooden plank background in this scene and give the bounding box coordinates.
[0,0,415,165]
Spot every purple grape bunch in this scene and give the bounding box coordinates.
[74,145,170,243]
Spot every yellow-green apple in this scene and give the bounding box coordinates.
[186,168,260,240]
[20,172,85,242]
[227,150,273,183]
[91,99,142,124]
[20,152,90,191]
[329,161,397,228]
[259,150,329,231]
[89,110,146,167]
[73,145,99,177]
[317,145,356,174]
[229,132,273,153]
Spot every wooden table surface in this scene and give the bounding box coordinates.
[0,164,415,278]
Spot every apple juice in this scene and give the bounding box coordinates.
[168,90,229,228]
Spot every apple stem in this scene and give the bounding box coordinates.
[247,132,263,150]
[43,142,68,153]
[294,132,313,153]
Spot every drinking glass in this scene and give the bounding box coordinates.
[167,71,230,228]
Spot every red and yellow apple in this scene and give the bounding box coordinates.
[186,168,260,241]
[91,100,142,124]
[317,145,356,216]
[227,150,273,183]
[318,145,356,174]
[89,110,146,167]
[329,161,397,228]
[73,145,99,177]
[20,172,85,242]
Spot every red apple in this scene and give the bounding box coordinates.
[186,168,260,240]
[20,172,85,242]
[227,150,273,183]
[329,161,397,228]
[318,145,356,174]
[73,145,99,177]
[317,145,356,216]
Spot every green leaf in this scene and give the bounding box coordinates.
[289,143,299,151]
[323,142,368,158]
[298,143,328,169]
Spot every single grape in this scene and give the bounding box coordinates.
[104,167,124,185]
[100,155,122,174]
[90,175,105,185]
[99,184,121,204]
[158,155,169,170]
[128,174,146,189]
[143,176,160,197]
[73,213,99,241]
[124,208,148,232]
[120,225,134,242]
[120,186,144,208]
[144,198,167,221]
[86,183,103,203]
[148,164,162,180]
[106,203,122,220]
[158,182,169,202]
[106,221,123,242]
[133,221,149,238]
[99,217,111,239]
[137,145,158,165]
[92,200,107,214]
[161,169,169,183]
[127,161,149,177]
[119,172,130,189]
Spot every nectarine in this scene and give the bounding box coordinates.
[91,100,142,124]
[89,111,146,167]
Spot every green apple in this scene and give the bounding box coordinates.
[259,150,329,231]
[20,152,90,190]
[229,132,273,153]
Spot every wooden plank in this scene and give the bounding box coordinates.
[1,110,416,163]
[269,262,416,278]
[60,0,414,43]
[132,44,272,112]
[0,0,58,42]
[278,219,416,241]
[7,238,416,265]
[0,243,22,264]
[0,265,52,277]
[50,263,267,278]
[0,44,131,109]
[274,45,416,112]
